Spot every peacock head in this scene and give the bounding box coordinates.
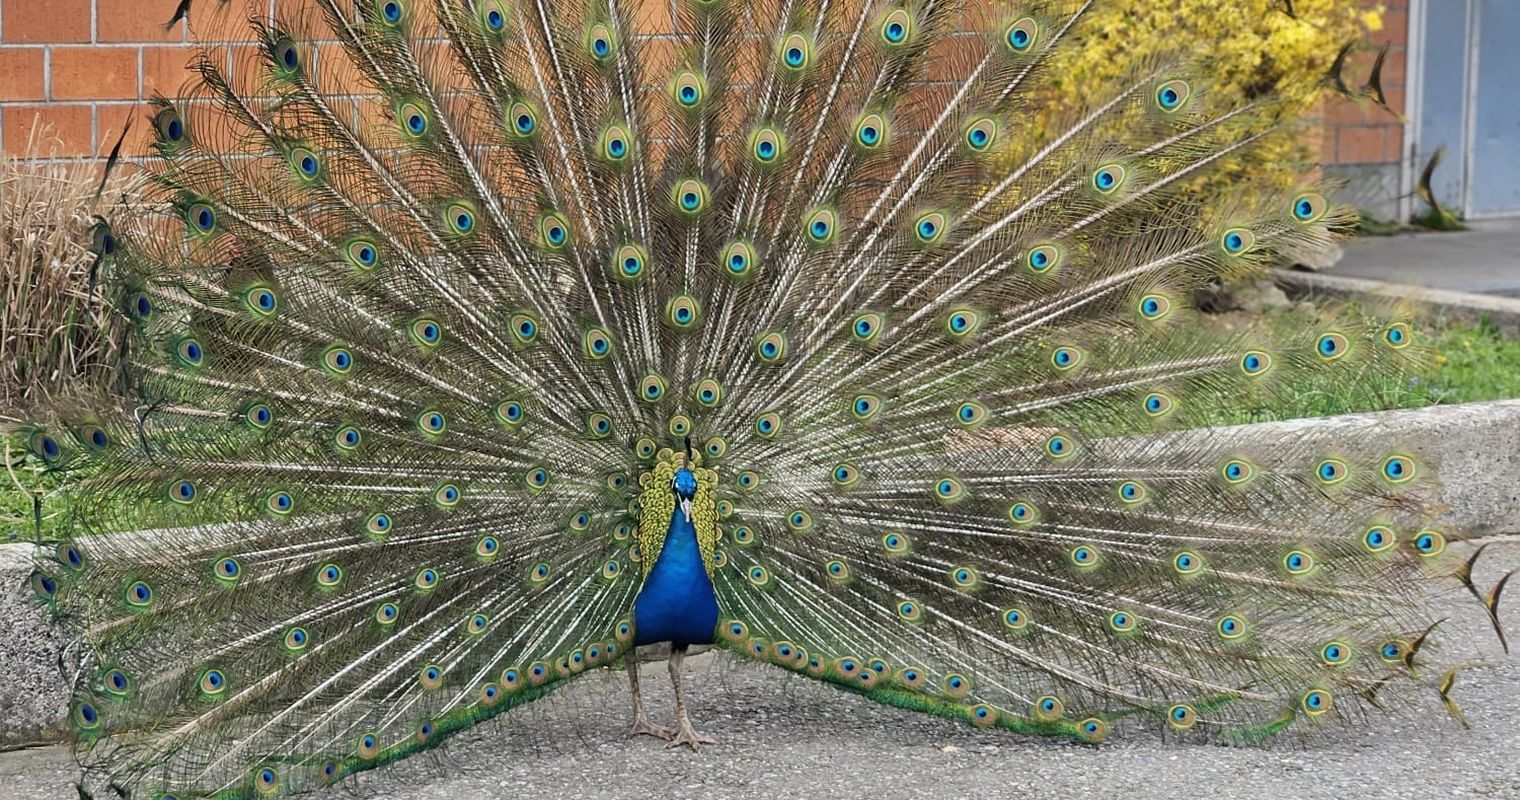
[672,467,698,522]
[672,468,698,499]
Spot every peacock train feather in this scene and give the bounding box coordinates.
[19,0,1508,796]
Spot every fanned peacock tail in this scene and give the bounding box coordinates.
[20,0,1501,796]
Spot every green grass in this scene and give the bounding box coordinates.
[6,315,1520,541]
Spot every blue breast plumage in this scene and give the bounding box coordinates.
[633,506,719,647]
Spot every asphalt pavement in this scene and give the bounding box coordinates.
[6,574,1520,800]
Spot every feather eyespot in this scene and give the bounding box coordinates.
[704,436,727,459]
[672,178,708,215]
[1007,501,1038,525]
[1300,689,1332,716]
[434,483,461,508]
[1026,243,1062,274]
[495,400,525,427]
[510,313,540,345]
[1155,79,1191,111]
[1412,529,1445,557]
[154,107,185,143]
[780,32,813,71]
[316,563,343,588]
[1138,293,1172,320]
[1320,641,1352,667]
[964,117,997,152]
[284,627,310,652]
[756,331,787,362]
[602,125,631,161]
[186,203,216,234]
[849,394,882,421]
[854,113,888,150]
[1092,163,1126,194]
[755,412,782,438]
[416,409,447,436]
[1142,392,1174,417]
[508,101,538,137]
[586,412,613,440]
[1363,525,1397,553]
[266,490,294,516]
[1239,350,1272,376]
[478,0,506,32]
[1216,614,1247,640]
[722,241,756,278]
[830,463,860,488]
[199,668,228,696]
[693,377,724,407]
[539,213,569,248]
[1291,192,1328,223]
[666,295,701,329]
[411,318,443,348]
[1221,227,1255,255]
[613,244,647,280]
[29,432,62,463]
[850,311,884,343]
[672,71,706,108]
[914,211,947,243]
[583,328,613,361]
[750,127,784,164]
[1282,549,1315,575]
[1004,16,1038,52]
[443,203,474,235]
[805,208,838,243]
[168,480,197,505]
[881,9,914,45]
[1316,332,1349,361]
[1172,551,1202,575]
[346,239,379,270]
[1069,545,1098,568]
[587,23,615,61]
[946,309,981,337]
[272,38,301,73]
[637,373,668,403]
[399,103,429,138]
[365,513,392,538]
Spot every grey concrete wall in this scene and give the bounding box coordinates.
[1325,162,1403,223]
[1,400,1517,746]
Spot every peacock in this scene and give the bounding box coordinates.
[18,0,1513,796]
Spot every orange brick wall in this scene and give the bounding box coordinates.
[1319,0,1409,166]
[2,0,1410,168]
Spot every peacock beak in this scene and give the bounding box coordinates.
[680,497,693,522]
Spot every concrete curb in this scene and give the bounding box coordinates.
[1,400,1517,747]
[1273,269,1520,337]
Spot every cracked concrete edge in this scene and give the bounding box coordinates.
[1273,269,1520,337]
[1,399,1516,748]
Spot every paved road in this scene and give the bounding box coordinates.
[7,587,1520,800]
[1337,218,1520,297]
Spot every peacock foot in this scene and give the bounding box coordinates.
[624,715,674,741]
[664,721,719,752]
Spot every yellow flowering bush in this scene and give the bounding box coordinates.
[1033,0,1379,195]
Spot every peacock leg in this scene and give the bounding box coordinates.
[623,652,674,740]
[665,644,719,751]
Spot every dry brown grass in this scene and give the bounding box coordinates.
[1,126,138,427]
